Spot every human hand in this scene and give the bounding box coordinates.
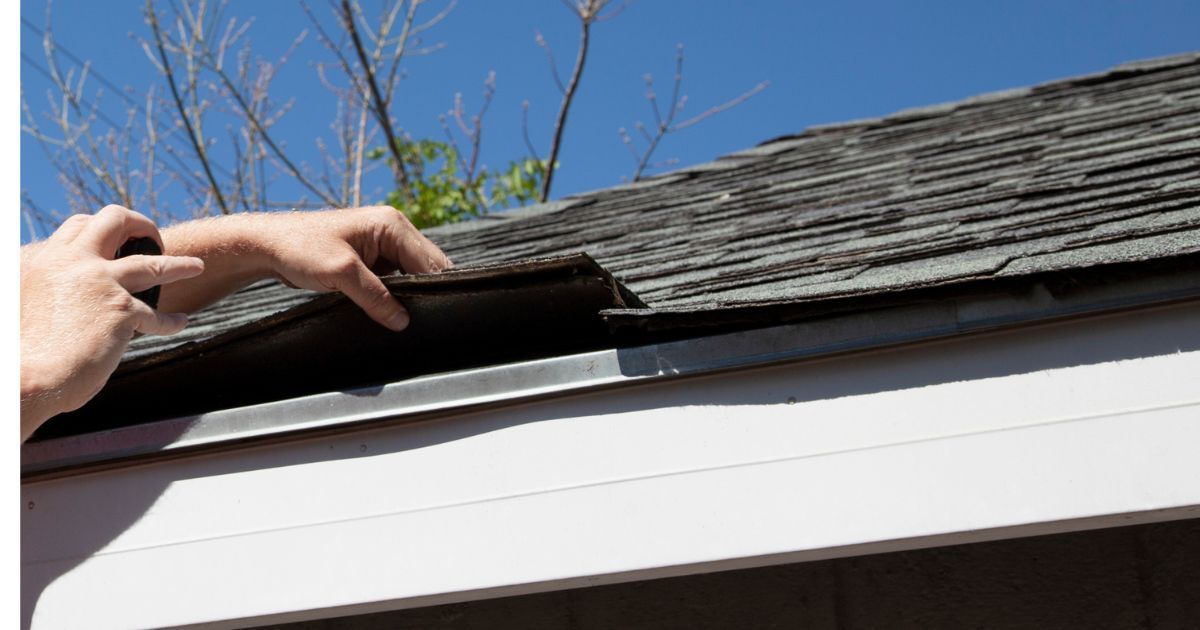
[248,206,452,331]
[20,205,205,439]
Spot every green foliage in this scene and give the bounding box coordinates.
[369,139,548,229]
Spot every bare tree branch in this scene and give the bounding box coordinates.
[540,0,615,202]
[340,0,414,198]
[146,0,230,214]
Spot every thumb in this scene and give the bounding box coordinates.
[111,255,206,294]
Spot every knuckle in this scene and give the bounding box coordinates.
[145,257,167,278]
[98,204,129,217]
[107,290,138,315]
[382,206,413,228]
[327,254,361,277]
[370,284,394,307]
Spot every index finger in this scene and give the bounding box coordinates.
[332,258,411,331]
[378,211,453,274]
[76,205,164,258]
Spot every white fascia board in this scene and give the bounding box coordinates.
[21,300,1200,629]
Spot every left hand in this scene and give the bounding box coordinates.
[20,205,206,438]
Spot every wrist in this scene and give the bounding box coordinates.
[187,214,277,281]
[20,357,62,441]
[154,214,281,314]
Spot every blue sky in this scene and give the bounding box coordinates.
[19,0,1200,242]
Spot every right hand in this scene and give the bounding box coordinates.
[20,205,205,440]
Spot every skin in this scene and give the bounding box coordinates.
[20,204,452,442]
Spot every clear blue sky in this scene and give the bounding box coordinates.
[19,0,1200,242]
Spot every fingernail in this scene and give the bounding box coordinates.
[388,309,410,331]
[165,313,189,335]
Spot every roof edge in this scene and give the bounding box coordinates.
[23,261,1200,478]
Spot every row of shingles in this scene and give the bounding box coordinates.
[461,59,1198,308]
[125,279,318,358]
[806,113,1198,298]
[680,198,1200,309]
[775,69,1200,302]
[462,151,768,253]
[623,82,1071,305]
[848,65,1196,199]
[979,80,1200,277]
[647,62,1200,306]
[597,106,962,303]
[440,155,762,276]
[597,165,878,300]
[432,172,728,265]
[951,68,1200,257]
[801,65,1195,243]
[622,147,991,302]
[445,186,721,268]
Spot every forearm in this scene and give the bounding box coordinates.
[22,244,67,438]
[157,214,278,314]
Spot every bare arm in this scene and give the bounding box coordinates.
[156,206,452,330]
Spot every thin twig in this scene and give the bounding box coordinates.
[625,43,768,180]
[521,100,539,161]
[535,31,566,95]
[673,81,769,131]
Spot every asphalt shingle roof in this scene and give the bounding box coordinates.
[128,52,1200,359]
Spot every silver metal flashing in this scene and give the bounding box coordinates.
[21,268,1200,478]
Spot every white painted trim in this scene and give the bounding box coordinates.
[21,301,1200,629]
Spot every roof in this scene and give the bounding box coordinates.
[34,52,1200,438]
[133,51,1200,354]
